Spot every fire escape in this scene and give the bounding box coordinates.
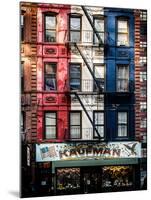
[65,6,104,141]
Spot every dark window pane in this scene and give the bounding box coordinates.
[70,64,81,90]
[45,30,56,42]
[45,78,56,90]
[45,63,57,91]
[45,63,56,74]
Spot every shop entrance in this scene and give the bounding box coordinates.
[81,167,101,193]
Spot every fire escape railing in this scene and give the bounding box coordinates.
[74,92,102,140]
[81,6,103,46]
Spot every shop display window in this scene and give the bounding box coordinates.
[57,168,80,191]
[102,166,133,188]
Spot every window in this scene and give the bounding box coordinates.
[140,41,147,48]
[140,87,147,97]
[117,65,129,92]
[21,112,24,133]
[93,16,104,44]
[140,24,147,36]
[69,15,81,42]
[94,111,104,138]
[94,64,105,91]
[140,72,147,82]
[140,11,147,21]
[102,166,133,188]
[44,14,56,42]
[70,112,81,139]
[45,112,57,139]
[140,118,147,128]
[21,62,24,92]
[140,102,147,112]
[70,63,81,91]
[21,14,24,41]
[117,18,129,46]
[57,168,80,192]
[44,63,57,91]
[117,112,128,137]
[140,57,147,66]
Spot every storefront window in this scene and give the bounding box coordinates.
[57,168,80,192]
[102,166,133,188]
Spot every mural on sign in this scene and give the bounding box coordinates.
[36,142,141,162]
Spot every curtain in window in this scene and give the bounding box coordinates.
[118,20,128,32]
[45,113,56,139]
[70,113,81,139]
[70,18,80,30]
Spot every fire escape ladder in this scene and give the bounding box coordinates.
[74,92,102,140]
[81,6,103,46]
[74,43,103,92]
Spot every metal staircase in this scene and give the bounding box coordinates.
[81,6,103,46]
[64,6,105,140]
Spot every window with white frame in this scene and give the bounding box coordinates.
[70,112,81,139]
[45,112,57,139]
[94,111,104,138]
[69,15,81,42]
[94,64,105,91]
[140,118,147,128]
[140,72,147,82]
[93,16,104,44]
[117,112,128,137]
[140,102,147,112]
[117,65,129,92]
[117,18,129,46]
[44,14,56,42]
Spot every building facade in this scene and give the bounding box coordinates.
[20,2,147,197]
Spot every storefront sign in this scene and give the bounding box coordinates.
[36,142,141,162]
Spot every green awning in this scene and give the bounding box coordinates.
[52,158,139,173]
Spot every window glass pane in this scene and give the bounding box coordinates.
[70,113,80,125]
[45,127,56,139]
[117,34,128,45]
[45,30,56,42]
[70,31,81,42]
[94,65,104,79]
[45,16,56,29]
[70,127,81,138]
[21,15,24,26]
[70,17,81,30]
[118,66,128,78]
[94,126,104,137]
[94,33,104,43]
[118,125,127,137]
[94,18,104,31]
[45,63,56,74]
[70,65,80,78]
[118,112,127,123]
[57,168,80,191]
[95,112,104,124]
[45,78,56,90]
[118,20,128,32]
[45,113,56,125]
